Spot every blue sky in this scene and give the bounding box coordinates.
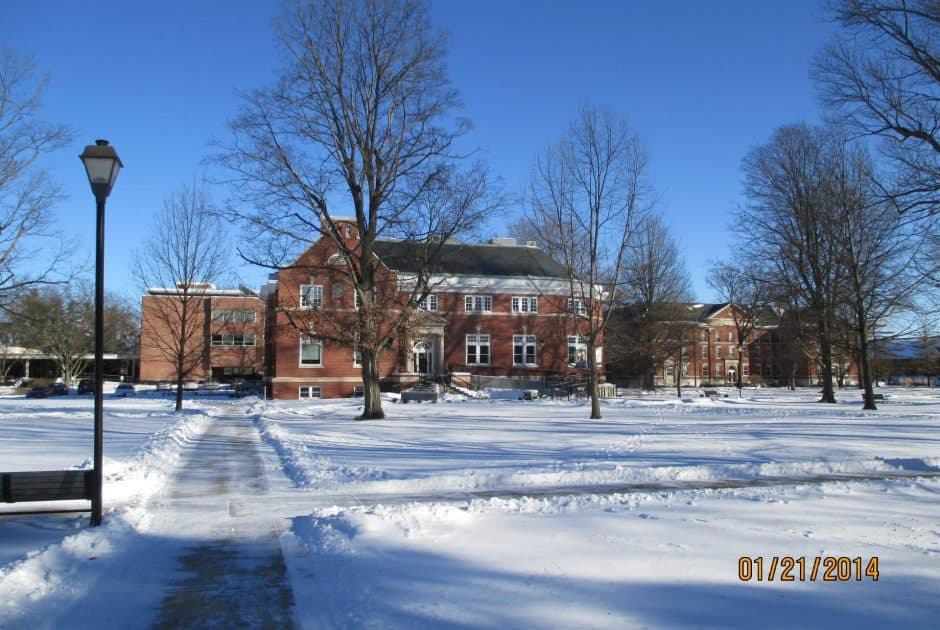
[3,0,837,302]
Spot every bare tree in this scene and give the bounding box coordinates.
[12,284,93,385]
[0,49,74,313]
[217,0,500,419]
[104,293,140,357]
[706,260,769,392]
[814,0,940,219]
[135,183,230,411]
[521,105,652,418]
[610,215,693,395]
[736,123,843,403]
[826,141,935,408]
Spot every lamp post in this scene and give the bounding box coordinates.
[79,139,123,527]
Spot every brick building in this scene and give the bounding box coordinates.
[139,284,264,383]
[606,302,858,388]
[263,224,602,399]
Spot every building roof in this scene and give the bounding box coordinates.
[373,240,569,279]
[633,302,729,323]
[146,284,260,298]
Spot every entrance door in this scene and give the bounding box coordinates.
[413,341,433,375]
[727,367,737,384]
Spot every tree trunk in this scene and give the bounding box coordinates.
[175,379,183,413]
[675,352,683,398]
[587,342,601,420]
[857,316,877,411]
[360,349,385,420]
[818,319,837,403]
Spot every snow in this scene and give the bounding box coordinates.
[1,386,939,628]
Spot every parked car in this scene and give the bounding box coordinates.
[47,383,69,396]
[182,381,199,391]
[78,379,94,395]
[155,381,172,391]
[114,383,136,397]
[25,385,49,398]
[231,379,264,398]
[25,383,68,398]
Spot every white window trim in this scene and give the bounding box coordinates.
[511,296,538,314]
[299,336,323,368]
[299,386,322,399]
[513,334,538,366]
[567,335,587,366]
[567,298,588,317]
[466,334,491,365]
[210,333,257,347]
[300,284,323,309]
[465,295,493,313]
[211,309,257,323]
[419,294,438,311]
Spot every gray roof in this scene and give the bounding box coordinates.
[373,241,569,278]
[639,302,729,323]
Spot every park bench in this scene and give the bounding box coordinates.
[1,470,93,504]
[703,390,719,398]
[864,392,886,403]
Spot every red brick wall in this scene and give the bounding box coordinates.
[139,292,264,382]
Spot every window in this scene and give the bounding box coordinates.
[211,309,256,323]
[353,385,364,397]
[300,284,323,309]
[702,364,709,377]
[568,336,587,366]
[513,335,537,366]
[511,297,538,314]
[300,336,322,366]
[716,363,724,376]
[299,386,321,399]
[742,364,750,376]
[355,288,378,310]
[567,299,588,316]
[210,333,256,347]
[715,331,721,343]
[353,345,362,367]
[465,295,492,313]
[702,346,708,358]
[466,334,491,365]
[701,330,707,342]
[419,294,438,311]
[728,331,734,343]
[715,346,721,358]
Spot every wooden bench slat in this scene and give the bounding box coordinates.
[1,470,93,503]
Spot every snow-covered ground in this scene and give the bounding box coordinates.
[1,386,938,628]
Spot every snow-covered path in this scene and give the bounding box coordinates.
[148,410,295,628]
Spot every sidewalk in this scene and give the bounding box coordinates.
[149,412,295,628]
